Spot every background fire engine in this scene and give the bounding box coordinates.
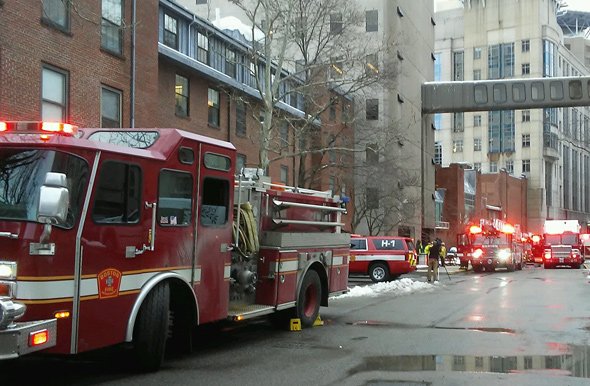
[541,220,583,269]
[457,219,524,273]
[0,122,350,370]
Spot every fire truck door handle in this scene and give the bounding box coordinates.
[132,201,157,257]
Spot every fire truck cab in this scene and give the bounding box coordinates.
[542,220,583,269]
[0,122,349,369]
[461,220,524,273]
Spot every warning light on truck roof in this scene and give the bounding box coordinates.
[0,121,78,136]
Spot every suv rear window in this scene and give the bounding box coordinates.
[351,239,367,250]
[371,238,405,251]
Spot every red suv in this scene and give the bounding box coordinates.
[349,235,417,282]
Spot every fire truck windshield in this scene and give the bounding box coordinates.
[545,234,578,245]
[473,234,509,245]
[0,149,88,228]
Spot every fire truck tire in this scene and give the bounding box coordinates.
[369,262,389,283]
[507,261,515,272]
[544,262,552,269]
[296,270,322,328]
[473,265,483,273]
[133,281,170,371]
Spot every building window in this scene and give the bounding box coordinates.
[474,114,482,127]
[41,66,68,121]
[366,99,379,120]
[366,54,379,76]
[101,0,123,54]
[175,75,189,117]
[490,161,497,173]
[225,48,236,78]
[196,0,208,4]
[473,47,482,60]
[280,121,289,150]
[208,88,220,126]
[330,13,342,34]
[522,134,530,147]
[42,0,70,31]
[474,138,482,151]
[522,39,530,52]
[366,187,379,209]
[473,162,481,171]
[522,63,530,75]
[473,69,481,80]
[101,86,122,128]
[434,142,442,165]
[453,112,464,132]
[488,43,514,79]
[453,140,463,153]
[236,100,246,136]
[329,104,336,122]
[366,10,378,32]
[330,57,344,79]
[329,176,335,193]
[522,159,531,173]
[366,143,379,165]
[453,51,464,81]
[506,160,514,174]
[280,165,288,184]
[236,154,247,174]
[163,13,179,50]
[196,32,209,64]
[522,110,531,122]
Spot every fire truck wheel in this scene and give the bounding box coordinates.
[473,265,483,273]
[507,261,515,272]
[296,270,322,328]
[133,281,170,371]
[544,262,552,269]
[369,262,389,283]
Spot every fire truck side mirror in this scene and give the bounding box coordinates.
[37,172,70,225]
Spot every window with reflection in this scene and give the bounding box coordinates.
[93,162,141,224]
[42,0,70,31]
[158,170,192,226]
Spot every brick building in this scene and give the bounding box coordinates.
[435,163,528,246]
[0,0,353,229]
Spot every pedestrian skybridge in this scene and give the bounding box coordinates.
[422,76,590,114]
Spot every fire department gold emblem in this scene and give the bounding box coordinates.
[97,268,122,299]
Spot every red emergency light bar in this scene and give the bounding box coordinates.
[0,121,78,136]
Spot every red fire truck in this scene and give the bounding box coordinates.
[457,220,523,273]
[542,220,583,269]
[0,122,350,369]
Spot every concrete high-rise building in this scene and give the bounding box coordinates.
[177,0,436,239]
[434,0,590,233]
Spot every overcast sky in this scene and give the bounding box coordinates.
[564,0,590,11]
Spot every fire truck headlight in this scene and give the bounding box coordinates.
[497,249,511,261]
[472,249,483,259]
[0,262,17,280]
[544,250,552,260]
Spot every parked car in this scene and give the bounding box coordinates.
[349,235,417,282]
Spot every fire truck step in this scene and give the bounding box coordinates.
[227,303,276,321]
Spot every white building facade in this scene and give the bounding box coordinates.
[434,0,590,233]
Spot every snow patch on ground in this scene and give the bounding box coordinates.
[332,278,436,299]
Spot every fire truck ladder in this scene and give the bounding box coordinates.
[271,199,346,230]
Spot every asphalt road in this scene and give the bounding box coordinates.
[4,263,590,385]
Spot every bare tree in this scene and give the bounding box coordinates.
[229,0,397,177]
